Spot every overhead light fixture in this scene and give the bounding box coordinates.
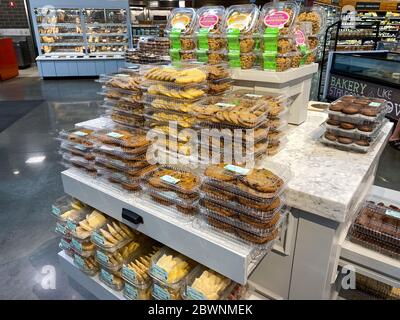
[25,156,46,164]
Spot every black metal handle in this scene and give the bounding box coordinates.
[122,208,143,225]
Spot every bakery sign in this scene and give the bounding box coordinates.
[326,74,400,120]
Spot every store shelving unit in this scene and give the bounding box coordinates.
[29,0,132,78]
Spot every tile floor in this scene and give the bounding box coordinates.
[0,67,398,300]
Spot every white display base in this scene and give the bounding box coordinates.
[340,240,400,288]
[231,64,319,125]
[61,168,275,285]
[58,251,125,300]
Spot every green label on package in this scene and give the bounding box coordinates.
[151,264,169,282]
[263,51,277,71]
[92,232,105,245]
[198,29,209,49]
[369,102,381,107]
[385,209,400,219]
[107,132,124,139]
[124,283,138,300]
[66,220,77,233]
[73,131,88,137]
[227,28,240,51]
[71,238,82,253]
[153,283,171,300]
[60,238,70,250]
[170,28,182,50]
[263,28,279,52]
[55,223,67,235]
[224,164,250,175]
[228,51,240,68]
[52,205,61,216]
[74,254,85,269]
[122,265,137,283]
[96,250,109,264]
[169,49,180,62]
[196,49,208,63]
[187,286,207,300]
[299,44,307,66]
[160,175,180,185]
[101,269,114,284]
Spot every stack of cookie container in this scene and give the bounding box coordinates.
[258,1,299,72]
[198,162,291,251]
[224,4,260,70]
[321,95,389,153]
[165,8,198,63]
[58,128,97,175]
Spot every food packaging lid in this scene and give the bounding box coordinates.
[296,5,327,36]
[223,4,260,34]
[259,1,299,32]
[165,8,197,35]
[195,6,225,34]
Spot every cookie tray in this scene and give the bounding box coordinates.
[99,268,125,291]
[97,168,142,193]
[145,83,207,101]
[320,133,381,154]
[109,116,145,130]
[51,195,86,221]
[70,237,95,257]
[93,128,150,149]
[144,107,198,128]
[94,143,149,159]
[200,186,285,221]
[73,253,99,276]
[327,105,390,124]
[228,89,289,107]
[95,240,140,272]
[95,154,149,173]
[144,185,199,211]
[324,118,388,140]
[58,128,95,146]
[142,93,206,113]
[61,154,97,172]
[181,264,235,300]
[143,65,208,85]
[59,141,95,161]
[65,209,94,241]
[199,126,270,145]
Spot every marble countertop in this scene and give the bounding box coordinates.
[270,111,393,222]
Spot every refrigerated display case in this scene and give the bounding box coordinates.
[29,0,132,78]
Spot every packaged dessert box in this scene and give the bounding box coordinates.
[61,154,97,172]
[145,82,207,101]
[74,253,99,276]
[94,128,150,149]
[324,119,387,141]
[99,267,125,291]
[59,128,95,147]
[65,208,99,240]
[144,65,207,85]
[123,281,152,300]
[223,4,260,35]
[59,140,95,161]
[228,89,289,111]
[182,265,234,300]
[260,51,294,72]
[296,6,327,37]
[195,6,226,51]
[51,195,87,221]
[97,168,142,192]
[70,237,95,257]
[59,238,74,257]
[259,1,299,35]
[321,132,378,153]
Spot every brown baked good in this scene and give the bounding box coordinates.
[177,205,197,216]
[147,168,200,194]
[242,169,284,193]
[204,164,236,182]
[338,137,353,145]
[327,119,340,126]
[150,194,173,207]
[361,107,379,117]
[340,122,356,130]
[324,132,337,141]
[240,53,256,69]
[358,124,373,132]
[201,184,236,201]
[203,199,236,217]
[354,139,370,147]
[236,228,279,244]
[342,106,359,115]
[207,216,233,232]
[235,181,276,200]
[239,211,280,229]
[329,103,343,112]
[239,37,255,53]
[237,196,281,212]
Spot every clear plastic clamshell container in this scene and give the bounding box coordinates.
[260,51,294,72]
[228,89,289,111]
[90,218,136,253]
[296,5,326,36]
[123,281,152,300]
[145,108,197,129]
[99,268,125,291]
[55,221,72,238]
[59,140,95,161]
[102,99,144,113]
[95,157,154,178]
[95,152,149,171]
[61,154,97,172]
[196,49,228,65]
[70,237,96,257]
[324,119,387,141]
[165,8,197,36]
[207,77,233,95]
[192,96,269,129]
[142,94,203,114]
[205,63,232,80]
[121,244,161,287]
[100,73,142,92]
[95,239,141,272]
[73,253,99,276]
[259,1,300,35]
[98,87,142,104]
[202,162,291,203]
[195,6,225,35]
[239,52,257,69]
[59,238,74,257]
[223,4,260,35]
[94,128,150,149]
[58,128,94,147]
[320,131,381,154]
[97,168,142,192]
[182,265,234,300]
[95,141,149,159]
[149,247,196,300]
[144,66,207,85]
[65,208,96,240]
[145,82,207,101]
[51,195,86,221]
[109,110,145,129]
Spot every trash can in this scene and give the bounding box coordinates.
[13,38,31,69]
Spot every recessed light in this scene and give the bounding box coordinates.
[25,156,46,164]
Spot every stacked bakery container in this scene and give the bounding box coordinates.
[198,162,291,250]
[58,128,97,175]
[321,95,389,153]
[126,37,170,65]
[349,202,400,260]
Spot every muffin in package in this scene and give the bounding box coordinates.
[166,8,197,61]
[223,4,260,68]
[195,6,226,52]
[296,6,326,37]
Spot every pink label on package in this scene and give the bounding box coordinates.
[199,14,219,28]
[264,11,290,28]
[295,29,306,45]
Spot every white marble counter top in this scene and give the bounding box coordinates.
[270,111,393,223]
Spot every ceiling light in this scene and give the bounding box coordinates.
[25,156,46,164]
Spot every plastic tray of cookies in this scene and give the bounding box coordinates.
[324,120,387,141]
[200,126,270,146]
[94,142,149,159]
[200,184,285,221]
[59,238,74,257]
[351,202,400,247]
[101,99,144,112]
[144,82,207,101]
[266,137,287,156]
[59,141,95,161]
[90,218,137,253]
[223,4,260,35]
[95,159,155,179]
[95,153,149,171]
[260,35,295,54]
[74,253,99,276]
[320,131,382,154]
[51,195,86,221]
[349,232,400,260]
[144,108,198,129]
[266,116,289,132]
[205,64,232,80]
[259,1,299,35]
[94,128,150,149]
[97,168,142,192]
[107,104,145,117]
[99,267,125,291]
[181,265,234,300]
[100,74,142,92]
[326,110,387,127]
[196,49,228,65]
[200,200,286,237]
[297,6,327,37]
[259,52,294,72]
[123,281,152,300]
[65,208,98,241]
[58,128,95,147]
[55,221,72,238]
[267,126,288,144]
[142,94,204,113]
[61,154,97,172]
[109,113,145,129]
[98,86,143,102]
[148,247,196,298]
[228,89,289,108]
[121,244,160,287]
[144,66,208,85]
[203,162,290,202]
[207,77,233,95]
[70,237,96,257]
[95,240,141,272]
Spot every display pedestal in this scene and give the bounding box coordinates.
[231,64,319,125]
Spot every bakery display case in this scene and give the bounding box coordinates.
[29,0,132,78]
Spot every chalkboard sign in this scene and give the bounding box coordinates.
[326,74,400,120]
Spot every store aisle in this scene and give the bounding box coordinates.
[0,77,101,299]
